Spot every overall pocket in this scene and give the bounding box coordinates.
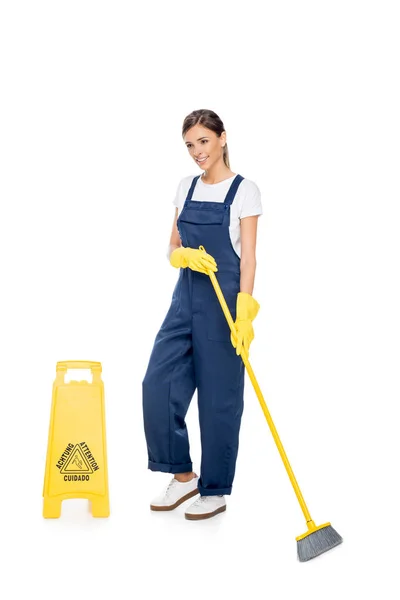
[179,203,226,226]
[206,286,237,343]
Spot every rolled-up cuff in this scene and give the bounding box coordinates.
[148,460,193,474]
[198,478,232,496]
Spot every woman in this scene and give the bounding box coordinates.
[142,109,262,520]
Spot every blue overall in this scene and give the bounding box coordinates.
[142,174,245,496]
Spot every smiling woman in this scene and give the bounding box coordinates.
[142,108,262,521]
[184,112,230,174]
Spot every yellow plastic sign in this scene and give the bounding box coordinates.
[43,361,110,518]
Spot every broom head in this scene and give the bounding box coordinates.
[296,521,343,562]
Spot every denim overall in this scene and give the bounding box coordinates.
[142,174,245,496]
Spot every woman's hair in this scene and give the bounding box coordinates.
[182,109,230,169]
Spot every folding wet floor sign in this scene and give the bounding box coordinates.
[43,361,110,518]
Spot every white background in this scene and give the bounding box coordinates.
[1,1,399,598]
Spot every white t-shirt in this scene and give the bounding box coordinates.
[172,173,262,258]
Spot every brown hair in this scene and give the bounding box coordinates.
[182,109,230,169]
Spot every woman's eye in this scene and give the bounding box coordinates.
[187,140,208,149]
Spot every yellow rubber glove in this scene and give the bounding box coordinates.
[230,292,260,356]
[170,246,218,274]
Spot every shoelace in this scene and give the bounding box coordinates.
[191,496,210,507]
[192,495,224,507]
[164,478,178,499]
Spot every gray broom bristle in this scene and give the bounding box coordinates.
[297,525,343,562]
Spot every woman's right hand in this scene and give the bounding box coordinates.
[170,246,218,274]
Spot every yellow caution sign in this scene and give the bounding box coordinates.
[43,361,110,518]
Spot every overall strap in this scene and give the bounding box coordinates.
[184,175,201,206]
[224,174,244,208]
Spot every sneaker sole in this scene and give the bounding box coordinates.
[185,505,227,520]
[150,487,199,511]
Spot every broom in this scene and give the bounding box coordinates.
[199,245,343,561]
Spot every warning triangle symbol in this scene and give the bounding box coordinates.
[61,444,93,474]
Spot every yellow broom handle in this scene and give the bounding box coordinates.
[203,253,313,523]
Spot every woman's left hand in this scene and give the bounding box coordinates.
[230,292,260,356]
[230,319,255,356]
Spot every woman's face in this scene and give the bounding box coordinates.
[184,124,226,171]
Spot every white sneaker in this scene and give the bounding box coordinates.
[150,475,199,511]
[185,495,226,520]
